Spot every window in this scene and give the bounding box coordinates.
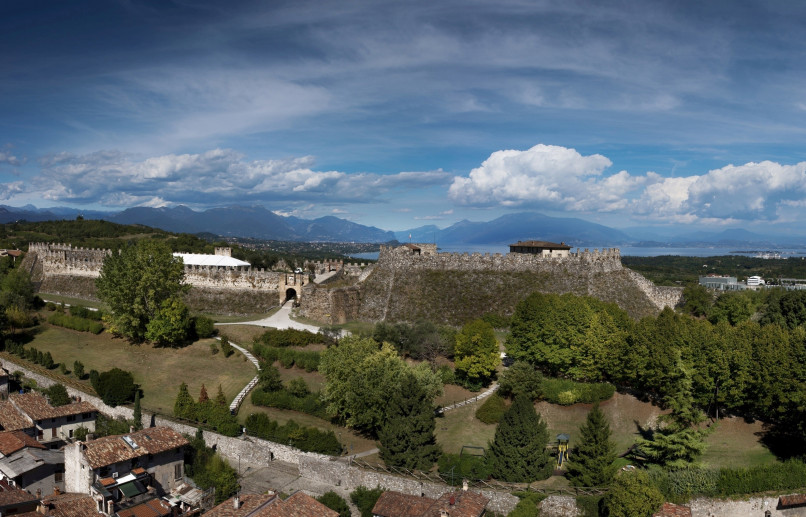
[67,415,76,422]
[174,464,182,480]
[55,472,63,482]
[69,429,74,438]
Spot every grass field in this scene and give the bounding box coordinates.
[215,325,272,347]
[15,323,256,415]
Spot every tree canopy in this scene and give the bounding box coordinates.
[96,240,190,344]
[454,319,500,385]
[566,403,617,486]
[487,394,552,482]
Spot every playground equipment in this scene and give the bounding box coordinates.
[557,433,570,468]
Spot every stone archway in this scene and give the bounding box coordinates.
[285,287,298,303]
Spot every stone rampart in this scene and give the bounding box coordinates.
[298,284,361,324]
[378,245,623,275]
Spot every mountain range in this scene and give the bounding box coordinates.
[2,204,806,248]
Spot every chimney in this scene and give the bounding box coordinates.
[36,488,42,500]
[233,495,240,509]
[449,495,455,506]
[462,479,468,492]
[53,486,61,495]
[440,510,449,517]
[129,426,135,434]
[107,499,114,516]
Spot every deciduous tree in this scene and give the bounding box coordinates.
[454,319,499,385]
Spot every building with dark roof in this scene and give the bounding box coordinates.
[40,491,103,517]
[0,479,40,516]
[509,240,571,257]
[0,446,65,495]
[371,486,488,517]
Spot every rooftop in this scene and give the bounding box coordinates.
[0,479,39,508]
[41,492,103,517]
[173,253,250,268]
[9,392,98,421]
[0,448,64,477]
[372,490,488,517]
[81,427,188,469]
[205,492,339,517]
[0,430,46,455]
[509,240,571,250]
[0,401,34,431]
[115,498,172,517]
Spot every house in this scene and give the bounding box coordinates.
[0,441,65,494]
[0,479,40,516]
[0,400,35,435]
[204,492,339,517]
[509,240,571,258]
[371,485,488,517]
[64,427,188,508]
[39,490,104,517]
[7,393,98,445]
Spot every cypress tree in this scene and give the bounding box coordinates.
[566,403,617,486]
[378,372,441,470]
[174,382,195,420]
[488,394,552,482]
[199,384,209,403]
[132,390,143,430]
[215,384,226,406]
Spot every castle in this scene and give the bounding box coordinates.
[23,241,682,322]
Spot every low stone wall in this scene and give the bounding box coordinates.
[689,495,806,516]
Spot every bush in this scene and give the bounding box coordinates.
[498,361,543,400]
[251,389,328,419]
[254,328,321,348]
[507,492,546,517]
[244,413,341,455]
[74,426,89,441]
[47,312,104,334]
[475,394,507,424]
[541,378,615,405]
[480,312,511,329]
[220,337,234,358]
[45,383,71,406]
[252,343,321,371]
[317,492,350,517]
[70,305,104,321]
[437,365,456,385]
[350,486,384,517]
[92,368,137,407]
[193,316,216,339]
[73,361,85,379]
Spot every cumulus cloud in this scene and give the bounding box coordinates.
[0,152,23,167]
[25,148,452,207]
[450,144,806,224]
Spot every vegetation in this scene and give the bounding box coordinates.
[566,404,617,487]
[90,368,137,406]
[497,361,542,400]
[475,394,507,424]
[372,319,455,363]
[47,312,104,334]
[378,371,441,470]
[96,239,190,344]
[185,431,239,504]
[487,395,552,482]
[454,318,500,387]
[350,486,384,517]
[316,492,350,517]
[604,470,664,517]
[244,413,341,455]
[44,383,71,407]
[173,382,240,436]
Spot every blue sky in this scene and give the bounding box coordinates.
[3,0,806,233]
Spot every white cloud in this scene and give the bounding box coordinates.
[23,148,452,207]
[0,152,22,167]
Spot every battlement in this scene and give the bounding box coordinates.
[378,243,622,274]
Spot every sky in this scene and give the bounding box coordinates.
[3,0,806,234]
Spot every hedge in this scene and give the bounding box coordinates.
[250,389,329,419]
[48,312,104,334]
[541,378,615,405]
[253,328,322,348]
[252,344,320,371]
[475,394,507,424]
[244,413,341,455]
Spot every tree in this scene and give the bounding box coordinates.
[488,394,552,482]
[73,360,85,379]
[257,363,283,392]
[198,384,209,403]
[454,319,500,385]
[350,486,384,517]
[566,403,617,486]
[132,390,143,430]
[498,361,543,400]
[96,240,190,343]
[316,491,350,517]
[215,384,226,406]
[94,368,137,407]
[174,382,195,420]
[378,372,441,470]
[681,284,712,317]
[604,470,664,517]
[145,296,192,347]
[45,383,71,407]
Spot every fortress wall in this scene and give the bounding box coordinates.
[298,284,361,324]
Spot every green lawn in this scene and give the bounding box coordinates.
[701,417,777,468]
[15,323,256,415]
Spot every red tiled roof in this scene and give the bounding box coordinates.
[373,490,488,517]
[510,240,571,250]
[779,494,806,508]
[653,502,692,517]
[9,392,98,420]
[115,498,172,517]
[0,479,39,508]
[100,478,117,487]
[0,401,34,431]
[0,430,46,455]
[82,427,188,469]
[206,492,338,517]
[41,493,101,517]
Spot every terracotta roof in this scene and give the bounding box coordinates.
[779,494,806,508]
[100,477,117,487]
[372,490,488,517]
[82,427,188,469]
[41,493,102,517]
[9,393,98,421]
[0,479,39,508]
[653,502,692,517]
[0,430,46,455]
[0,401,34,431]
[373,492,434,517]
[206,492,338,517]
[510,240,571,250]
[132,467,146,475]
[115,498,172,517]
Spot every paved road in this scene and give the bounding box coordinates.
[216,302,320,332]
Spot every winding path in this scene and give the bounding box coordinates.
[218,336,261,413]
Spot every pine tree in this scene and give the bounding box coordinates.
[132,390,143,430]
[488,394,552,482]
[634,362,709,469]
[378,372,441,470]
[566,403,617,486]
[174,382,195,420]
[215,384,226,406]
[199,384,209,403]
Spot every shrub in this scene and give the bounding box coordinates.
[350,486,384,517]
[437,365,456,385]
[220,338,234,358]
[73,361,85,379]
[70,305,104,321]
[45,383,71,406]
[243,413,341,455]
[74,426,89,441]
[193,316,216,338]
[507,492,546,517]
[286,378,309,398]
[210,343,219,355]
[254,328,321,348]
[480,312,511,329]
[251,389,328,419]
[316,492,350,517]
[541,378,615,405]
[498,361,543,400]
[47,312,104,334]
[475,394,507,424]
[93,368,137,407]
